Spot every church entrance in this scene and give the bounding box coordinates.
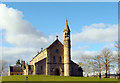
[54,68,60,75]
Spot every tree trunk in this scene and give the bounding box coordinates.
[105,64,107,78]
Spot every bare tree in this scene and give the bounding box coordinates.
[114,41,120,79]
[100,48,114,78]
[0,60,8,76]
[91,55,103,77]
[78,55,93,77]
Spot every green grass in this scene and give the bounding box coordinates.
[1,75,119,81]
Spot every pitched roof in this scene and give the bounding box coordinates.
[30,48,47,62]
[30,39,63,62]
[71,60,78,66]
[46,39,63,49]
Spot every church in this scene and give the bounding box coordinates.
[8,20,83,76]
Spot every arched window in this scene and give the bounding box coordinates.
[53,56,56,63]
[59,56,61,62]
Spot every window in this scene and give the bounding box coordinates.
[56,49,59,53]
[65,33,67,35]
[53,56,56,63]
[65,33,69,39]
[65,33,67,38]
[59,56,61,62]
[41,66,43,71]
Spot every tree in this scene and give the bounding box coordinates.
[114,41,120,79]
[78,55,93,77]
[0,60,8,76]
[100,48,114,78]
[16,59,21,66]
[91,55,103,77]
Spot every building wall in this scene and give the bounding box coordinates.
[10,72,23,75]
[47,40,64,76]
[8,66,10,76]
[23,69,27,75]
[35,58,46,75]
[30,49,47,75]
[71,61,83,76]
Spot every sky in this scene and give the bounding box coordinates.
[0,2,118,68]
[0,0,120,2]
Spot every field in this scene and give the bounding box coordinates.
[1,75,119,82]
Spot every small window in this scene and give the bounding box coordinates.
[56,49,59,53]
[59,56,61,62]
[17,73,19,75]
[65,33,67,38]
[65,33,67,35]
[53,56,56,63]
[41,66,43,71]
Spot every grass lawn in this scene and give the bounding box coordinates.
[1,75,119,81]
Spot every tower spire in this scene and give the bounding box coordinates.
[66,18,68,25]
[64,19,70,32]
[63,18,71,76]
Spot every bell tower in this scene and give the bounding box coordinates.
[63,19,71,76]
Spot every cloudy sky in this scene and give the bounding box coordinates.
[0,2,118,66]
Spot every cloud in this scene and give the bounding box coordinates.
[0,4,54,48]
[1,47,39,65]
[72,48,99,63]
[0,3,118,69]
[0,4,55,65]
[72,23,118,45]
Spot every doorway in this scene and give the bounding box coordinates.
[54,68,60,75]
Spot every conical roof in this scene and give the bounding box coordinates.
[64,19,70,32]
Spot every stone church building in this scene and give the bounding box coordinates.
[8,20,83,76]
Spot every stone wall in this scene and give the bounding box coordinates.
[35,58,46,75]
[71,61,83,76]
[47,39,64,76]
[30,49,47,75]
[10,72,23,75]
